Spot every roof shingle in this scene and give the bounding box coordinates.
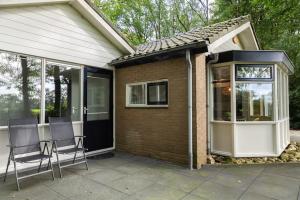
[112,15,250,64]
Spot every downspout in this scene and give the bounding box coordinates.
[206,53,219,155]
[186,49,193,170]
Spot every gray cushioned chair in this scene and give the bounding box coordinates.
[48,117,88,178]
[4,118,54,191]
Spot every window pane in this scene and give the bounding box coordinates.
[45,62,81,122]
[129,84,145,104]
[236,83,273,121]
[0,52,41,126]
[147,81,168,105]
[87,74,109,121]
[212,67,231,121]
[236,64,273,80]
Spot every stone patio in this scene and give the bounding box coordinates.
[1,152,300,200]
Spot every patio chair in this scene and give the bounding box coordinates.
[48,117,88,178]
[4,118,55,191]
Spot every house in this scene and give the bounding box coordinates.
[0,0,294,172]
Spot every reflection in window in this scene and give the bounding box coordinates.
[236,83,273,121]
[127,84,145,105]
[147,81,168,105]
[0,52,41,126]
[87,74,109,121]
[212,67,231,121]
[45,62,80,122]
[236,64,273,80]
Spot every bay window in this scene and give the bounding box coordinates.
[235,64,274,121]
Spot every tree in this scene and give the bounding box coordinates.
[212,0,300,128]
[92,0,209,45]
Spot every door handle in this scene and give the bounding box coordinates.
[83,107,88,114]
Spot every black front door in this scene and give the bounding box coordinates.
[83,67,113,152]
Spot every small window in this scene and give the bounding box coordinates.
[127,84,146,105]
[126,80,168,107]
[147,81,168,105]
[236,64,273,80]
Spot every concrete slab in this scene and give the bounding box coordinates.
[1,152,300,200]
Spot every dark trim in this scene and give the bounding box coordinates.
[215,50,295,74]
[147,81,168,105]
[111,41,208,67]
[235,64,274,81]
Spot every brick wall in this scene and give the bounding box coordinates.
[115,55,207,166]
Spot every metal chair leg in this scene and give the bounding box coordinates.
[37,159,43,173]
[13,160,20,191]
[48,157,55,181]
[82,150,88,170]
[55,151,62,178]
[3,151,11,183]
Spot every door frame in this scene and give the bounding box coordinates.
[81,66,115,156]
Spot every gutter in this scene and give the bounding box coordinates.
[111,41,207,67]
[186,49,193,170]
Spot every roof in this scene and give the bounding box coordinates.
[111,15,251,65]
[0,0,135,54]
[216,50,295,74]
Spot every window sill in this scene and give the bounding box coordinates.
[125,105,168,109]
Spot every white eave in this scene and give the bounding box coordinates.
[0,0,135,54]
[208,22,260,53]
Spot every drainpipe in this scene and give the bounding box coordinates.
[206,53,219,155]
[186,49,193,170]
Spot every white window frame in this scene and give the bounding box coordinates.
[0,50,83,129]
[126,79,168,108]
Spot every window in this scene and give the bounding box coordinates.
[236,83,273,121]
[87,73,110,121]
[212,66,231,121]
[127,84,146,105]
[236,64,273,80]
[126,80,168,106]
[147,81,168,105]
[236,64,274,121]
[0,52,42,126]
[45,62,81,122]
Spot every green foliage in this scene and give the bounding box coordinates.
[212,0,300,128]
[92,0,209,45]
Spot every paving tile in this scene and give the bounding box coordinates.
[157,171,205,192]
[85,168,127,184]
[115,162,150,174]
[65,160,104,176]
[221,166,265,177]
[211,172,255,190]
[124,183,187,200]
[106,175,154,195]
[0,180,66,200]
[194,167,224,178]
[181,194,208,200]
[67,180,127,200]
[93,157,131,169]
[240,191,279,200]
[247,174,300,200]
[263,165,300,179]
[191,181,245,200]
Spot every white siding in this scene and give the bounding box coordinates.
[0,3,122,68]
